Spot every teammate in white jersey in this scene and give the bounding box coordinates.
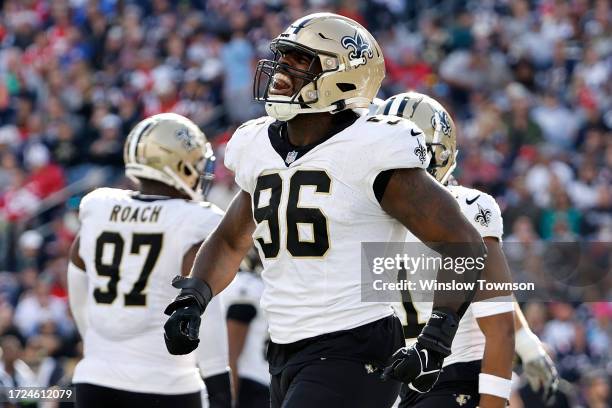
[163,13,488,408]
[222,250,270,408]
[68,113,231,408]
[378,92,559,408]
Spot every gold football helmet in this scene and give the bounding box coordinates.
[254,12,385,121]
[123,113,215,201]
[377,92,457,184]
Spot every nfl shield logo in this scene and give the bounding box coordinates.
[286,151,298,164]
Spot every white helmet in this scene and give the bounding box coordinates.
[254,12,385,121]
[378,92,457,184]
[124,113,215,201]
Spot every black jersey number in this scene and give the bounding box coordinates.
[93,232,163,306]
[253,170,330,258]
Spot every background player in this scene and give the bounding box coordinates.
[163,13,488,408]
[67,113,231,408]
[379,92,559,408]
[222,248,270,408]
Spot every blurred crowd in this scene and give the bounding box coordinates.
[0,0,609,406]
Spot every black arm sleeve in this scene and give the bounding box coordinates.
[226,303,257,324]
[373,169,395,203]
[204,371,232,408]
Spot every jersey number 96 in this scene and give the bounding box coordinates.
[253,170,330,259]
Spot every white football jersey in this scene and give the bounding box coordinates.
[73,187,228,394]
[225,112,429,343]
[396,184,504,367]
[222,271,270,386]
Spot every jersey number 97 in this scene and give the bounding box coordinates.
[94,232,163,306]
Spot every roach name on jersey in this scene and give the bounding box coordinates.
[109,204,162,223]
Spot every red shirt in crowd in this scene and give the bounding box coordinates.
[26,163,65,199]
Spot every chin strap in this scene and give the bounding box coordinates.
[265,100,336,121]
[438,152,458,185]
[265,96,371,121]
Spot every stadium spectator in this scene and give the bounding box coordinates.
[0,334,38,388]
[13,279,69,338]
[580,371,610,408]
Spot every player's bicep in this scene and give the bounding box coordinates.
[379,168,478,243]
[476,310,515,336]
[214,190,255,252]
[191,190,255,293]
[474,237,513,301]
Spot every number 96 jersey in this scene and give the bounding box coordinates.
[225,113,429,344]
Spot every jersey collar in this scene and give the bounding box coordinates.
[267,110,359,167]
[131,192,174,202]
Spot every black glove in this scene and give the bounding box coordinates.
[381,309,459,393]
[381,342,444,392]
[163,276,213,355]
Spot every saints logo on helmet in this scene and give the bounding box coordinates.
[123,113,215,201]
[377,92,457,184]
[432,109,451,136]
[254,12,385,121]
[340,31,374,66]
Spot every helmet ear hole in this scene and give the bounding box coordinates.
[337,83,356,92]
[177,160,193,177]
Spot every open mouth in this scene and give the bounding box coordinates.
[269,73,293,96]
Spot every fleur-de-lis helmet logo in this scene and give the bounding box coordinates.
[341,31,374,67]
[431,110,452,136]
[414,138,427,165]
[474,203,492,227]
[175,127,199,151]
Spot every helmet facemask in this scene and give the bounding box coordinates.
[198,149,216,200]
[427,142,457,185]
[254,39,342,121]
[163,144,216,202]
[426,111,457,185]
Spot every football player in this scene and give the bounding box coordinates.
[378,92,559,408]
[163,13,487,408]
[222,249,270,408]
[67,113,232,408]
